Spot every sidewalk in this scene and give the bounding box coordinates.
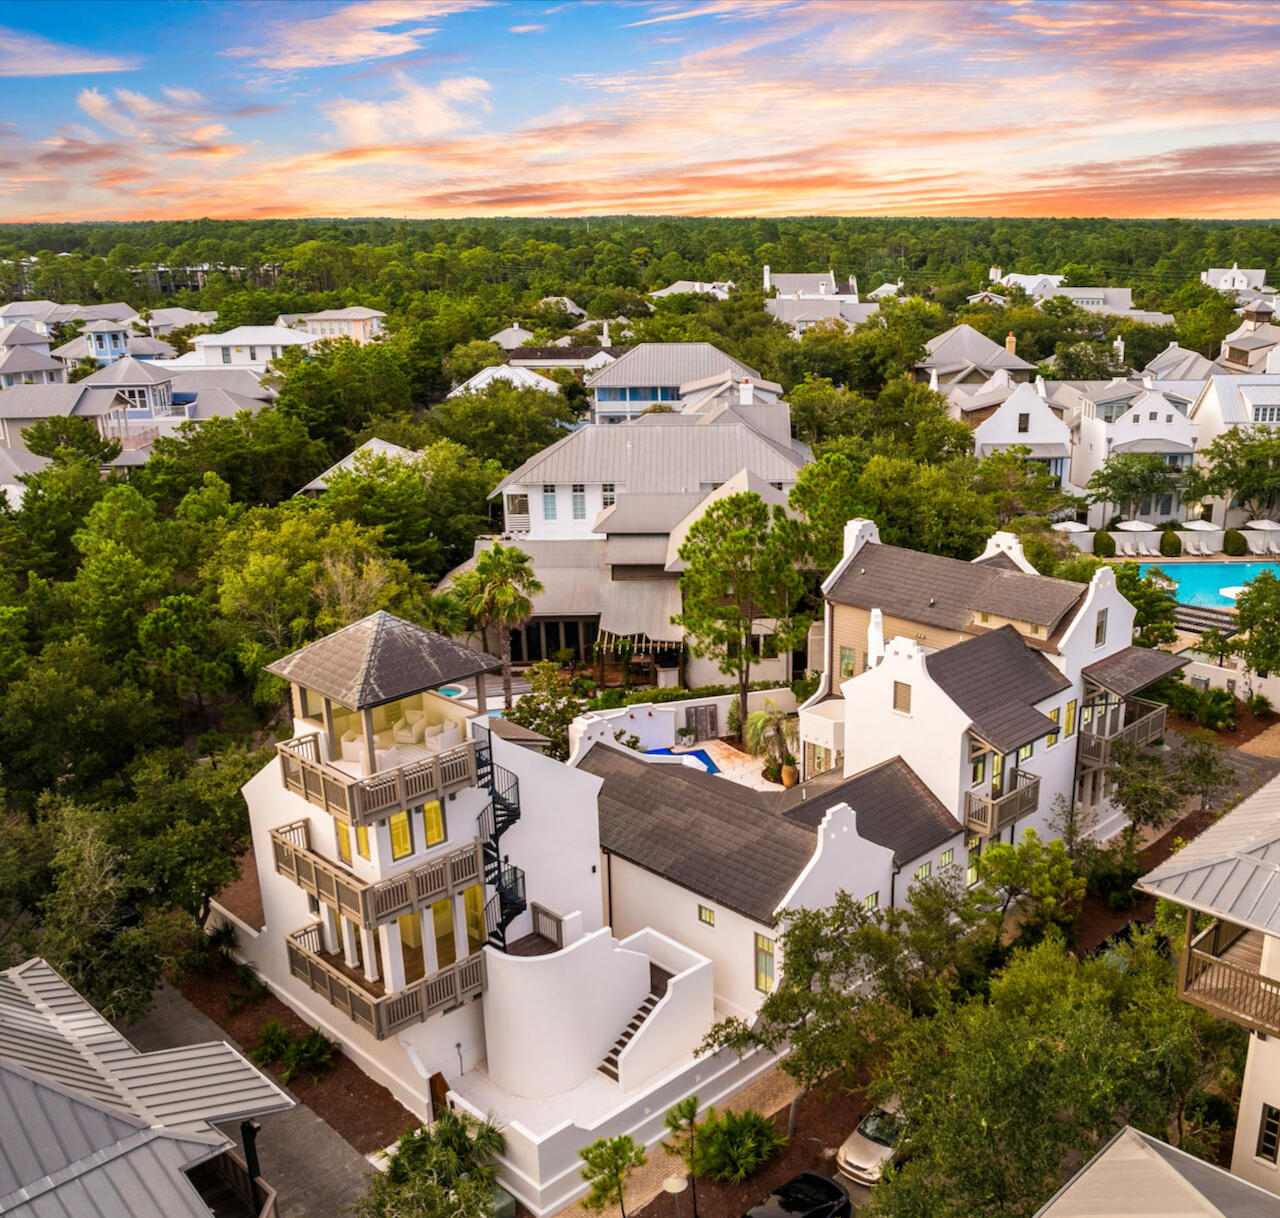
[123,984,372,1218]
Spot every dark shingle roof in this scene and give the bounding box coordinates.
[508,346,629,361]
[265,611,500,710]
[925,626,1071,753]
[782,757,959,866]
[579,744,814,924]
[827,543,1083,633]
[1082,646,1187,697]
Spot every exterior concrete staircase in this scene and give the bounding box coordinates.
[597,964,672,1082]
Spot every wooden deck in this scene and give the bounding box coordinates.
[1181,922,1280,1036]
[505,932,559,957]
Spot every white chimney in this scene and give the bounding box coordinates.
[1113,333,1125,364]
[842,518,881,562]
[601,320,610,346]
[867,608,885,669]
[1142,374,1153,389]
[739,378,753,406]
[762,264,771,294]
[1034,374,1047,397]
[990,265,1003,282]
[928,368,939,392]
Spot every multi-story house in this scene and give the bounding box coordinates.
[970,380,1073,487]
[917,323,1037,390]
[1142,341,1217,382]
[762,266,859,298]
[0,383,125,450]
[1137,774,1280,1198]
[127,305,219,336]
[187,325,316,369]
[1202,263,1275,296]
[800,520,1184,858]
[1188,373,1280,527]
[0,956,292,1218]
[650,280,733,300]
[0,336,63,387]
[51,319,175,368]
[1216,301,1280,373]
[765,296,880,337]
[276,307,386,344]
[584,342,760,422]
[1039,286,1174,325]
[990,268,1066,297]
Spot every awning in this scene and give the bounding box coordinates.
[1082,646,1187,698]
[597,579,684,644]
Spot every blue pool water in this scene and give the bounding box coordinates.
[646,747,721,775]
[1139,561,1280,608]
[439,685,463,697]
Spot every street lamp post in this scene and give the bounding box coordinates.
[662,1174,688,1218]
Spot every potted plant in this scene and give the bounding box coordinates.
[743,700,799,787]
[675,726,694,750]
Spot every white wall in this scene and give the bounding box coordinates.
[482,927,650,1097]
[1232,935,1280,1196]
[780,802,895,914]
[974,383,1069,457]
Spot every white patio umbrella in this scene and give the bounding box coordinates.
[1052,520,1089,533]
[1115,520,1156,532]
[1246,519,1280,530]
[1181,519,1218,531]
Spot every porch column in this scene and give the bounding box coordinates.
[421,908,439,975]
[341,917,361,969]
[320,905,340,954]
[322,698,337,762]
[379,919,406,992]
[359,925,380,984]
[361,708,377,774]
[474,675,487,715]
[452,894,471,962]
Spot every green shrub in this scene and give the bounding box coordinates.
[1223,528,1247,557]
[1093,530,1115,558]
[1087,850,1140,899]
[1107,888,1137,911]
[589,680,788,710]
[1159,530,1182,558]
[1148,675,1203,717]
[791,672,820,702]
[227,963,269,1014]
[1197,687,1237,731]
[1247,692,1274,717]
[251,1019,293,1066]
[280,1027,336,1084]
[693,1109,787,1183]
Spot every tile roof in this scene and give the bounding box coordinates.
[1082,645,1186,697]
[586,342,757,389]
[826,541,1083,633]
[265,610,500,709]
[925,626,1071,753]
[782,756,959,866]
[579,743,815,923]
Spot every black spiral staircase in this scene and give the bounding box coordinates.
[476,739,527,949]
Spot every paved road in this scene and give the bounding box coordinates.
[123,985,371,1218]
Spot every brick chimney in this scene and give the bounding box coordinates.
[1005,332,1017,355]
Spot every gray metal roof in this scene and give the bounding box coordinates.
[585,342,757,389]
[826,540,1083,633]
[920,324,1037,373]
[1137,772,1280,933]
[265,610,500,709]
[782,757,960,866]
[187,388,272,420]
[925,626,1071,754]
[0,385,120,420]
[0,346,61,374]
[492,420,806,496]
[300,437,416,493]
[769,272,839,295]
[594,493,704,535]
[1193,374,1280,426]
[764,297,879,326]
[1082,646,1186,697]
[0,323,49,348]
[167,369,271,399]
[1034,1125,1279,1217]
[80,357,175,387]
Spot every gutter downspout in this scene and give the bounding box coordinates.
[605,849,614,928]
[890,862,900,910]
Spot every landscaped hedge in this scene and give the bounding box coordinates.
[1093,529,1116,558]
[1224,528,1247,556]
[1159,529,1182,558]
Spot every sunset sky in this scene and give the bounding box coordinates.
[2,0,1278,222]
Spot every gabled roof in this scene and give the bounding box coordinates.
[925,626,1071,753]
[585,342,757,389]
[187,387,272,420]
[447,363,560,397]
[1137,771,1280,934]
[0,346,60,375]
[920,323,1037,373]
[0,322,48,348]
[1034,1125,1279,1218]
[51,334,173,360]
[192,325,315,347]
[265,610,499,709]
[168,368,271,399]
[1082,646,1186,697]
[1192,374,1280,425]
[0,384,120,419]
[298,306,385,321]
[301,437,417,494]
[80,355,174,386]
[782,756,959,866]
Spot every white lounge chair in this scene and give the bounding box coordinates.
[1248,535,1268,555]
[1140,540,1160,557]
[1120,541,1136,557]
[1269,539,1280,557]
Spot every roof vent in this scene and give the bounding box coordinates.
[929,597,936,606]
[859,567,865,575]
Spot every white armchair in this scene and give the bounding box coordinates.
[340,730,363,763]
[393,708,427,744]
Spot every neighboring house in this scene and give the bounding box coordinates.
[447,363,562,397]
[52,324,174,367]
[223,613,772,1215]
[488,325,536,350]
[300,437,417,495]
[1217,302,1280,372]
[1188,374,1280,526]
[765,295,880,337]
[799,519,1184,852]
[539,295,587,316]
[275,306,386,343]
[80,355,179,418]
[126,306,218,336]
[649,280,734,300]
[966,290,1008,306]
[866,279,904,301]
[0,956,293,1218]
[1034,1125,1280,1217]
[1202,263,1274,295]
[991,269,1067,297]
[1136,773,1280,1198]
[0,344,64,387]
[0,300,60,332]
[0,444,48,508]
[507,346,626,374]
[762,266,859,298]
[0,321,52,354]
[917,323,1037,389]
[1042,287,1174,325]
[1143,341,1217,381]
[0,383,125,449]
[584,342,759,422]
[971,380,1073,486]
[0,300,135,338]
[186,325,316,369]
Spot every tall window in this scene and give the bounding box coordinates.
[248,346,257,361]
[571,483,586,520]
[602,482,616,507]
[1017,412,1030,433]
[1064,699,1077,737]
[422,800,445,847]
[839,646,857,679]
[914,862,931,881]
[464,884,486,953]
[1046,708,1060,748]
[433,898,456,968]
[221,347,231,364]
[940,848,955,867]
[966,834,981,887]
[389,811,413,860]
[1094,608,1108,647]
[542,484,557,520]
[1257,1103,1280,1163]
[1018,741,1033,764]
[355,824,371,860]
[754,934,774,992]
[335,818,352,864]
[971,756,986,786]
[893,681,911,714]
[698,904,715,926]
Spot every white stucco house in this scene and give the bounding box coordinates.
[971,380,1073,487]
[185,325,317,370]
[1202,264,1274,296]
[276,307,386,344]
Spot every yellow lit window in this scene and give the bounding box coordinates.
[863,891,879,910]
[698,904,715,926]
[433,898,456,968]
[423,800,445,847]
[335,818,351,864]
[1046,707,1060,748]
[355,824,370,860]
[915,862,931,881]
[754,934,774,993]
[464,885,486,953]
[941,848,954,867]
[389,811,413,861]
[1064,699,1077,737]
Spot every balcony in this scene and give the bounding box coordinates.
[285,921,486,1040]
[505,513,531,533]
[1179,919,1280,1037]
[276,733,477,826]
[964,770,1040,836]
[1078,697,1166,768]
[269,820,485,929]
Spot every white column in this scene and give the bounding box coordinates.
[421,908,439,975]
[320,905,340,954]
[380,919,406,992]
[359,926,380,984]
[341,917,361,969]
[453,894,471,962]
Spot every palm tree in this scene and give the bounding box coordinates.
[416,588,467,636]
[743,698,798,782]
[462,543,543,709]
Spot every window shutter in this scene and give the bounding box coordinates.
[893,681,911,714]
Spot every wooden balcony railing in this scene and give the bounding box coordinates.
[1179,918,1280,1037]
[964,771,1040,837]
[531,902,565,949]
[203,1150,279,1218]
[276,733,477,826]
[285,922,487,1040]
[1078,697,1166,767]
[270,820,485,929]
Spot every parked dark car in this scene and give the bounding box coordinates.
[743,1171,852,1218]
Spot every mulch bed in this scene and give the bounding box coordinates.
[1167,702,1278,746]
[633,1077,867,1218]
[180,963,417,1154]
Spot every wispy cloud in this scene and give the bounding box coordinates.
[321,72,491,143]
[0,25,139,76]
[509,24,546,33]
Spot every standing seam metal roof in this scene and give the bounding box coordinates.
[585,342,757,389]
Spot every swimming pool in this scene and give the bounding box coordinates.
[645,747,721,775]
[1139,561,1280,608]
[438,685,463,697]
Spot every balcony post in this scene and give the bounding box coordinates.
[341,916,361,969]
[475,676,487,714]
[320,905,340,954]
[380,919,406,992]
[359,926,380,983]
[361,709,377,775]
[322,697,337,761]
[452,893,471,962]
[1178,906,1193,994]
[421,907,439,974]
